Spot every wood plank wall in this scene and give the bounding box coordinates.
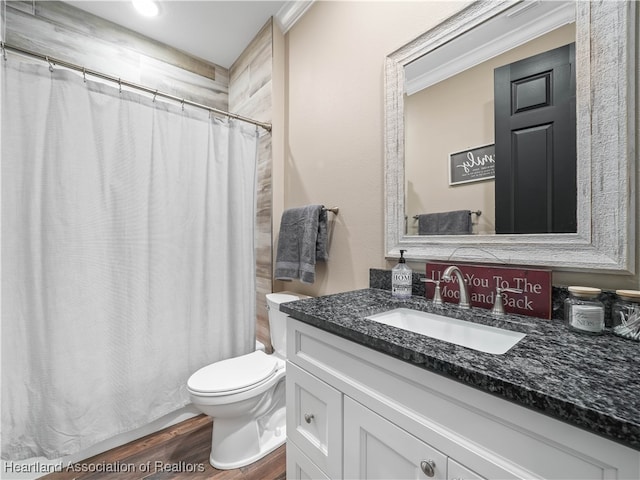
[229,20,275,351]
[6,1,274,348]
[5,1,229,109]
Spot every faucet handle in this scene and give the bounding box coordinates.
[420,278,443,306]
[491,286,523,316]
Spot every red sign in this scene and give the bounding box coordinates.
[425,261,552,319]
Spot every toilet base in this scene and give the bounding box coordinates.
[209,407,287,469]
[210,429,286,470]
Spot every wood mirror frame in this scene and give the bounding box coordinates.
[384,0,636,273]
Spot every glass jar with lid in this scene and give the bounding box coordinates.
[564,286,604,335]
[611,290,640,329]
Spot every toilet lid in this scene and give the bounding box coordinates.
[188,350,278,395]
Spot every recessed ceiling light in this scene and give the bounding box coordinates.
[132,0,159,17]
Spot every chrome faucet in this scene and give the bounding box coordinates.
[442,265,470,309]
[420,278,443,306]
[491,286,523,316]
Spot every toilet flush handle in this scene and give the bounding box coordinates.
[304,413,314,424]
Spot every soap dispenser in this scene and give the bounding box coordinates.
[392,249,412,299]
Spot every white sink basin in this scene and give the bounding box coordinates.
[365,308,525,355]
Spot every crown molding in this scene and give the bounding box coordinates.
[405,1,575,95]
[275,1,314,34]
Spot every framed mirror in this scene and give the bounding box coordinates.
[384,0,636,273]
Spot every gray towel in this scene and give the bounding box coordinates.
[275,205,328,284]
[418,210,472,235]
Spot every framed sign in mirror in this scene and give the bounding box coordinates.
[448,144,495,186]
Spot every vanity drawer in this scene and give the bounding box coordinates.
[286,361,343,479]
[448,458,487,480]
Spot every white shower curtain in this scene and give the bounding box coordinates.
[1,57,258,460]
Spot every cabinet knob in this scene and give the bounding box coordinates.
[304,413,314,424]
[420,460,436,477]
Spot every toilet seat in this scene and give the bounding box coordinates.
[188,350,279,396]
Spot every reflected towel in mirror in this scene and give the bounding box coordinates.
[418,210,472,235]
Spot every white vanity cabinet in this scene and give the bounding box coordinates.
[344,396,488,480]
[285,318,640,480]
[287,441,331,480]
[343,396,448,480]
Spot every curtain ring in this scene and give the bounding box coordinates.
[118,78,122,93]
[46,56,54,72]
[153,90,158,102]
[1,42,6,62]
[181,99,185,111]
[82,67,86,83]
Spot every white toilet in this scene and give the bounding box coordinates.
[187,292,305,470]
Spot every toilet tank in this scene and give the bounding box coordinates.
[266,292,309,357]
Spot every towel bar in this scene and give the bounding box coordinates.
[323,207,339,215]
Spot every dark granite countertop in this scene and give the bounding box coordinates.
[280,288,640,451]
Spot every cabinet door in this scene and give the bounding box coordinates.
[344,397,447,480]
[286,361,343,479]
[448,458,486,480]
[287,441,331,480]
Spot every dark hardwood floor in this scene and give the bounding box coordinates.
[40,415,286,480]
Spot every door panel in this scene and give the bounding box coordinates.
[513,73,550,112]
[512,124,552,233]
[494,43,576,234]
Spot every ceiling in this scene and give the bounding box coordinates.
[63,1,311,69]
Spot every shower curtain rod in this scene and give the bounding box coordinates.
[1,42,273,132]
